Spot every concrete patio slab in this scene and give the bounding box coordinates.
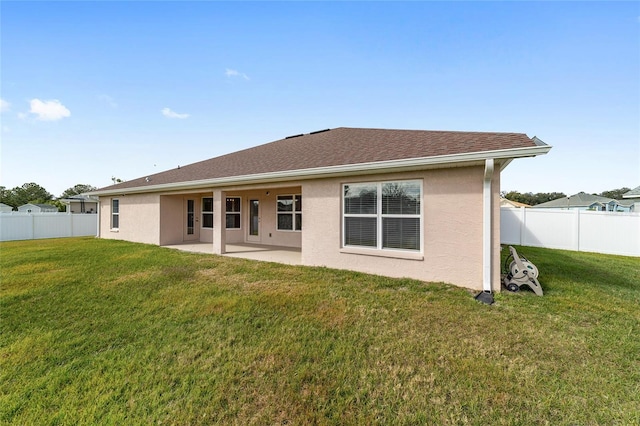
[163,242,302,265]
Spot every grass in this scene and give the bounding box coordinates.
[1,237,639,425]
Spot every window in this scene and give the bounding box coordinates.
[277,194,302,231]
[343,180,421,251]
[186,200,195,235]
[226,197,241,229]
[111,199,119,229]
[202,197,213,228]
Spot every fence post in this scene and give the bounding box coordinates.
[520,206,526,245]
[30,213,35,240]
[575,209,581,252]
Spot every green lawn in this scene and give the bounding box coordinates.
[1,238,639,425]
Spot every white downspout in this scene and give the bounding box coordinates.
[96,200,101,238]
[482,158,494,293]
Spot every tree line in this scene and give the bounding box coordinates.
[0,183,97,212]
[501,187,632,206]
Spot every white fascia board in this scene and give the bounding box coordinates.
[91,145,552,196]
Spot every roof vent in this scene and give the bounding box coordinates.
[309,128,331,135]
[285,133,304,139]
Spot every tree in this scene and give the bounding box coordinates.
[60,184,97,199]
[532,192,567,205]
[599,187,631,200]
[502,191,566,206]
[50,200,67,212]
[6,183,53,207]
[503,187,634,206]
[0,186,15,208]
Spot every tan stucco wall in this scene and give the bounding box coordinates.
[158,188,302,247]
[159,195,184,245]
[301,166,502,291]
[226,187,302,248]
[99,168,501,291]
[101,188,303,248]
[99,194,161,245]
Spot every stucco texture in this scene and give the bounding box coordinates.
[100,194,161,245]
[99,167,502,291]
[301,166,501,291]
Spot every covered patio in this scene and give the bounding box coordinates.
[163,242,302,266]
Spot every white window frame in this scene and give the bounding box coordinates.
[226,197,241,230]
[202,197,213,229]
[276,194,302,232]
[342,180,423,253]
[111,198,120,230]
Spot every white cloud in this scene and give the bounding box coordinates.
[0,98,10,113]
[98,94,118,108]
[225,68,250,80]
[161,107,189,119]
[29,99,71,121]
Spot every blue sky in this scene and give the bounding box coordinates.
[1,1,638,197]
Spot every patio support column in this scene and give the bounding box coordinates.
[213,189,226,254]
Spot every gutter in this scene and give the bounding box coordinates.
[90,144,551,196]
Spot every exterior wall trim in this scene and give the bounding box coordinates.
[339,247,424,261]
[91,145,551,196]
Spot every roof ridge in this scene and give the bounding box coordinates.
[336,127,527,135]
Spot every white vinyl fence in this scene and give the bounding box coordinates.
[0,213,98,242]
[501,207,640,257]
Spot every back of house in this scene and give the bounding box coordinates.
[91,127,550,292]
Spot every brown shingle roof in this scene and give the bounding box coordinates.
[98,127,542,192]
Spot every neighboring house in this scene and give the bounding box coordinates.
[614,199,635,213]
[532,192,619,211]
[0,203,14,213]
[621,186,640,212]
[500,198,530,208]
[59,194,99,214]
[622,186,640,199]
[91,127,551,293]
[17,203,58,213]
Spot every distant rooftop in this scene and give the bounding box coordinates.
[533,192,615,208]
[622,186,640,199]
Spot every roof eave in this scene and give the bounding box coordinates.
[91,145,552,196]
[622,191,640,199]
